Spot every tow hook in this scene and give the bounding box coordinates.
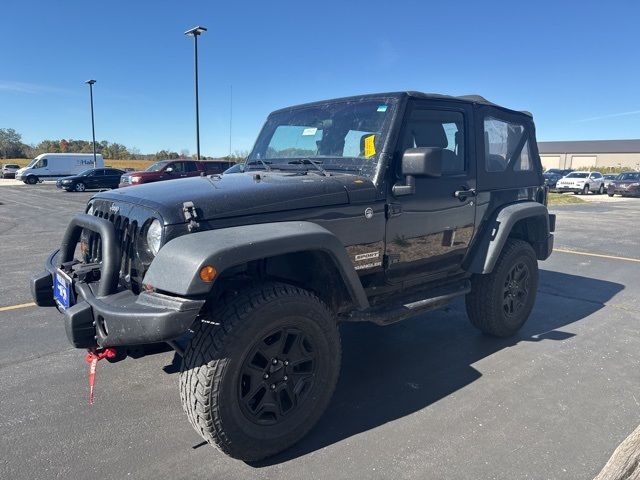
[84,348,117,405]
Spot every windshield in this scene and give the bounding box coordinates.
[546,169,563,175]
[78,169,94,176]
[146,161,169,172]
[248,98,398,179]
[566,172,588,178]
[26,157,41,168]
[619,172,640,181]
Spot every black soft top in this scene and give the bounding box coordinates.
[272,91,532,117]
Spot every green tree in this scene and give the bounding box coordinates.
[0,128,25,158]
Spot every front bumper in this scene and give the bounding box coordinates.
[554,185,582,193]
[608,186,640,196]
[30,215,205,349]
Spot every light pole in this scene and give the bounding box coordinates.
[85,79,97,168]
[184,26,207,160]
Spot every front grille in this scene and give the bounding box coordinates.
[86,202,151,293]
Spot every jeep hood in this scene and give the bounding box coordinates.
[93,171,376,224]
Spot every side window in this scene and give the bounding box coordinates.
[513,140,532,171]
[35,158,48,168]
[400,108,465,174]
[171,162,185,173]
[484,117,530,172]
[184,161,197,172]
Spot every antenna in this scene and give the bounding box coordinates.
[229,84,233,157]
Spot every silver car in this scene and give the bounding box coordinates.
[1,163,20,179]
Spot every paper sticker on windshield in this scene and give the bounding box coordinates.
[364,135,376,158]
[377,105,388,112]
[302,127,318,136]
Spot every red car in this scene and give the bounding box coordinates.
[607,171,640,197]
[119,159,234,187]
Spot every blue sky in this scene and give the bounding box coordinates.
[1,0,639,157]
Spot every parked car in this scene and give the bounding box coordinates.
[1,163,21,179]
[545,168,573,176]
[554,171,605,194]
[32,91,555,462]
[223,163,245,174]
[603,174,619,190]
[15,153,104,184]
[607,171,640,197]
[119,160,234,187]
[56,168,125,192]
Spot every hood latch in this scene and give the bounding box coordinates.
[182,201,200,232]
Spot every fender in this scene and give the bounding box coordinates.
[465,202,554,274]
[143,221,369,309]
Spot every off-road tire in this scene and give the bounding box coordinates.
[466,239,539,337]
[25,175,37,185]
[74,182,86,192]
[179,282,341,461]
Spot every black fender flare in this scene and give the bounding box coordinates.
[465,202,553,274]
[142,221,369,309]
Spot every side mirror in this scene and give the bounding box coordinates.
[165,167,174,174]
[392,147,443,196]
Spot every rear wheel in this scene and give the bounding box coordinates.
[180,282,341,461]
[466,239,539,337]
[608,193,614,197]
[25,175,37,185]
[74,182,86,192]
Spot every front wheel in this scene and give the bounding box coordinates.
[598,184,605,194]
[74,182,86,192]
[466,239,539,337]
[25,176,38,185]
[582,184,590,195]
[180,282,341,461]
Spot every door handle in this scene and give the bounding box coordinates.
[454,187,476,201]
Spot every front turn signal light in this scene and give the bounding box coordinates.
[199,265,217,282]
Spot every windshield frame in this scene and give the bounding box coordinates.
[565,172,589,178]
[145,161,170,172]
[247,96,401,183]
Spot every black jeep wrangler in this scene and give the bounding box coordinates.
[31,92,555,461]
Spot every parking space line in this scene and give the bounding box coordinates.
[0,302,36,312]
[554,248,640,263]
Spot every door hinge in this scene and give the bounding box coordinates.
[383,254,401,267]
[385,203,402,219]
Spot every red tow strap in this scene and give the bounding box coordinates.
[85,348,117,405]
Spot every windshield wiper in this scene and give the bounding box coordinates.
[245,159,272,171]
[288,158,330,177]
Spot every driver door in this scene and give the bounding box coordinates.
[385,100,476,280]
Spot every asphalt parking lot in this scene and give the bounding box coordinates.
[0,184,638,480]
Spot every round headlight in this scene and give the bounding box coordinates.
[146,219,162,255]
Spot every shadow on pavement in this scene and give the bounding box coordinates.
[247,270,623,466]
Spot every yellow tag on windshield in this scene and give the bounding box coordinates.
[364,135,376,158]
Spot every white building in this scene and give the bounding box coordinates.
[538,139,640,170]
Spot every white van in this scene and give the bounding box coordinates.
[16,153,105,184]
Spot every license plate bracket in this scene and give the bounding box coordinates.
[54,269,75,310]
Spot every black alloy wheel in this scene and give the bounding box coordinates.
[238,327,317,426]
[502,261,530,318]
